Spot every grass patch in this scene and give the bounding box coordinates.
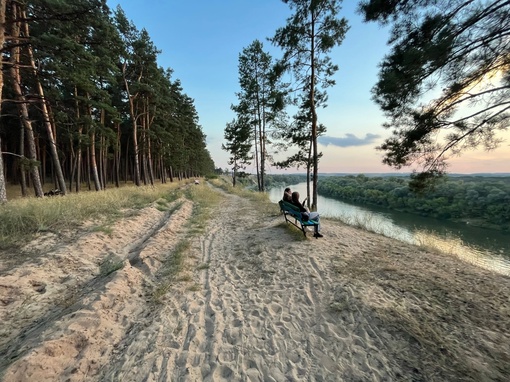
[208,177,276,216]
[0,182,184,249]
[99,254,124,277]
[187,283,201,292]
[152,240,191,303]
[91,224,114,236]
[184,184,222,231]
[151,184,223,302]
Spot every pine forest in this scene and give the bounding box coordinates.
[0,0,215,202]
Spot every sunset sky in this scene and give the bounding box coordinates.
[106,0,509,175]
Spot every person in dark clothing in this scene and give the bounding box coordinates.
[291,191,323,238]
[283,187,293,203]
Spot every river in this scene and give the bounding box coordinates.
[268,183,510,276]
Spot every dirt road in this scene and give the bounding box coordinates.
[1,186,509,381]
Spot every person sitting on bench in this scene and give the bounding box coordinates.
[290,191,323,238]
[283,187,293,203]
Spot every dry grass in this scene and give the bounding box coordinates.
[0,182,184,249]
[151,183,223,303]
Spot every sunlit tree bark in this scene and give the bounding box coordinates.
[9,1,43,197]
[0,0,7,203]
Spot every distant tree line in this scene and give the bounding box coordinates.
[319,175,510,231]
[0,0,215,202]
[264,174,308,189]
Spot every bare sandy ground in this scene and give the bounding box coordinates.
[0,185,509,381]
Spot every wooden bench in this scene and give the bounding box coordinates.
[279,200,319,237]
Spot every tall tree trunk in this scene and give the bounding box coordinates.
[86,145,91,190]
[122,63,141,186]
[256,83,266,193]
[124,137,129,184]
[99,109,107,188]
[145,99,155,185]
[74,86,83,193]
[253,117,261,191]
[21,9,67,195]
[19,125,28,196]
[87,100,101,191]
[0,0,6,203]
[114,122,120,187]
[260,107,266,192]
[0,134,5,203]
[69,135,76,192]
[9,3,43,197]
[310,11,318,212]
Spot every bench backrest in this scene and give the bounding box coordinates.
[279,200,301,214]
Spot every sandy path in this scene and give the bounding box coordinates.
[100,192,360,382]
[1,185,509,381]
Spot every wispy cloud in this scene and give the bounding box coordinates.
[318,133,381,148]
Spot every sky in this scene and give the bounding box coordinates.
[106,0,509,175]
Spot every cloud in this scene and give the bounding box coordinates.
[318,133,381,148]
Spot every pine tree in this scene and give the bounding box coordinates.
[233,40,286,192]
[222,117,252,187]
[359,0,510,188]
[271,0,349,210]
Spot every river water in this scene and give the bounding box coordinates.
[268,183,510,276]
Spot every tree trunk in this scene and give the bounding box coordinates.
[260,108,266,192]
[145,101,155,186]
[86,145,91,190]
[19,125,28,197]
[87,100,101,191]
[114,122,120,187]
[310,11,318,212]
[69,135,76,192]
[74,86,83,193]
[253,114,261,191]
[122,63,141,186]
[21,9,67,195]
[0,0,6,203]
[99,110,107,188]
[9,3,43,197]
[0,135,6,203]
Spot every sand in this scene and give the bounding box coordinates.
[0,185,509,381]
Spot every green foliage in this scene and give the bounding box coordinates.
[99,254,125,277]
[271,0,349,208]
[222,117,253,187]
[359,0,510,183]
[1,1,215,201]
[229,40,287,191]
[264,174,308,189]
[319,175,510,230]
